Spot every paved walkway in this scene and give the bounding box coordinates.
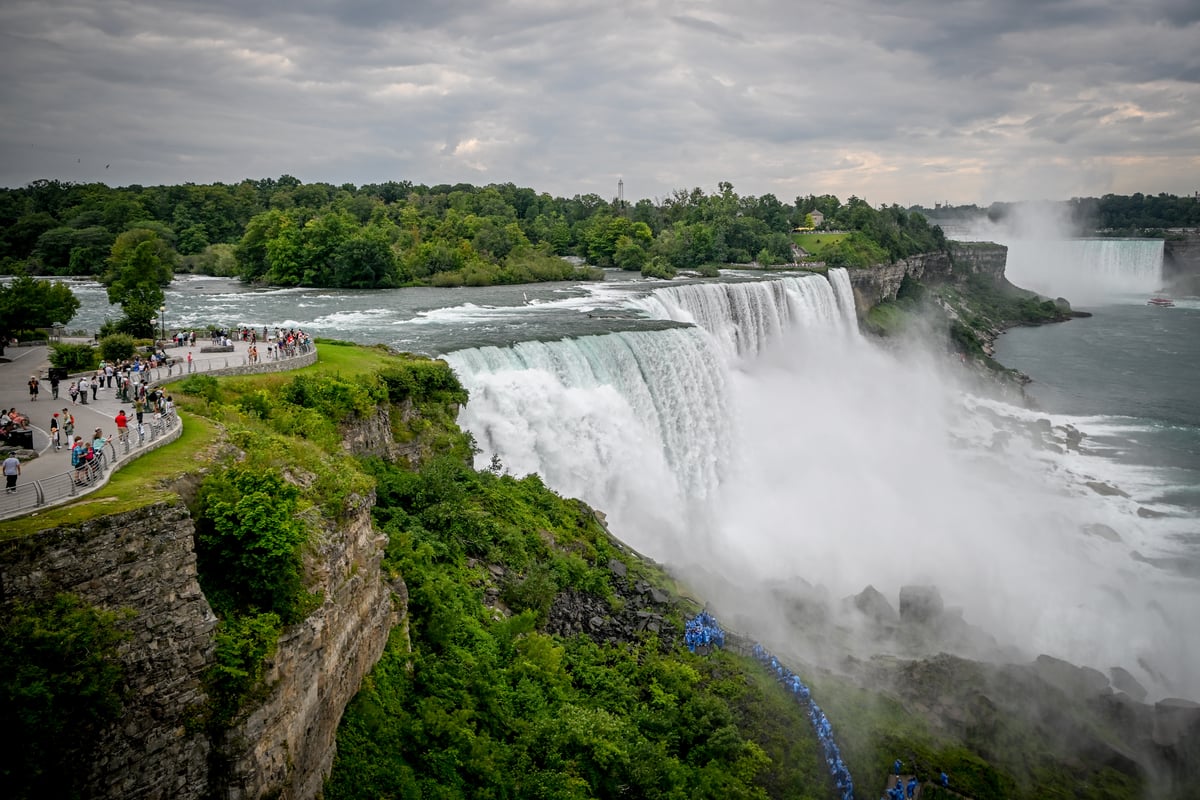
[1,339,312,519]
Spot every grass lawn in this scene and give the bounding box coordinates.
[792,232,848,259]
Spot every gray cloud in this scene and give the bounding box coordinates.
[0,0,1196,205]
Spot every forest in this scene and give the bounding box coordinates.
[0,177,944,289]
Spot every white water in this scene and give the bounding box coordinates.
[1000,239,1163,305]
[448,269,1200,701]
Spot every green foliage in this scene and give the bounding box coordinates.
[176,373,222,403]
[378,359,468,406]
[98,332,136,362]
[0,594,129,799]
[48,341,97,371]
[281,372,386,421]
[0,270,81,348]
[195,467,311,623]
[327,451,827,799]
[203,612,282,727]
[641,256,677,279]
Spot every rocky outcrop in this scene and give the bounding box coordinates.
[219,491,400,800]
[0,502,217,799]
[0,414,403,800]
[845,242,1009,316]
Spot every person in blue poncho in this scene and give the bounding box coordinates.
[894,758,902,775]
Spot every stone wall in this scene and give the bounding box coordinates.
[0,502,217,799]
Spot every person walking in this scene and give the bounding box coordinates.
[115,409,129,444]
[3,453,21,492]
[91,372,100,401]
[78,376,89,405]
[50,412,61,450]
[50,373,60,399]
[28,375,40,402]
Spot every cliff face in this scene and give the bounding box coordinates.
[0,503,217,799]
[1164,233,1200,295]
[220,491,400,800]
[0,415,403,800]
[846,242,1008,316]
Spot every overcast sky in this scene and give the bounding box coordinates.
[1,0,1198,205]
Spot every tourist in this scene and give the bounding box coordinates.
[78,376,89,405]
[91,372,100,400]
[28,375,39,401]
[3,452,20,493]
[115,409,129,444]
[62,408,74,442]
[894,759,902,776]
[71,435,88,482]
[68,380,78,404]
[940,771,948,788]
[49,373,59,399]
[50,412,61,450]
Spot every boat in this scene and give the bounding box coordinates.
[1147,297,1175,307]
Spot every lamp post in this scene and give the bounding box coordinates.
[159,305,166,343]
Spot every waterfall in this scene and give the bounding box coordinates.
[628,270,857,359]
[1004,239,1164,304]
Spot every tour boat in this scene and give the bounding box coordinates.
[1147,297,1174,307]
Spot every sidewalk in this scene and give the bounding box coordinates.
[0,338,314,519]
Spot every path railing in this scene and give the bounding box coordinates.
[0,409,179,521]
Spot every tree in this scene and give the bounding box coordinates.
[0,270,81,355]
[105,241,167,337]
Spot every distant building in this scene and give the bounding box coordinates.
[809,210,825,227]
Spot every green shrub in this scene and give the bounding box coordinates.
[378,360,467,405]
[48,342,96,371]
[195,468,310,623]
[177,373,222,403]
[0,594,129,799]
[98,333,137,363]
[204,612,281,727]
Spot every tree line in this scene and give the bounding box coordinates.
[914,192,1200,234]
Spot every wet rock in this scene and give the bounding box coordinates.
[1086,480,1129,498]
[848,584,900,625]
[1110,667,1148,702]
[899,585,944,625]
[1082,523,1122,542]
[1034,654,1111,697]
[607,558,627,578]
[1137,507,1167,519]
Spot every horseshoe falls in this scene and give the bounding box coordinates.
[1003,238,1164,304]
[447,268,1200,702]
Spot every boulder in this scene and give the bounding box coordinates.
[1082,523,1122,542]
[1109,666,1148,702]
[848,584,900,625]
[1034,654,1111,697]
[899,585,944,625]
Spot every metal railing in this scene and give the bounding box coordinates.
[0,408,179,520]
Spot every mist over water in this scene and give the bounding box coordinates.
[449,270,1200,701]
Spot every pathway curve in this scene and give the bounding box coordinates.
[1,338,315,520]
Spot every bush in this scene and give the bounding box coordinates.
[98,333,137,363]
[177,374,222,403]
[0,594,129,799]
[195,468,310,623]
[641,256,676,280]
[204,612,282,727]
[48,342,96,371]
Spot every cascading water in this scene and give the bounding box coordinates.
[627,272,857,359]
[447,267,1199,701]
[1003,238,1164,304]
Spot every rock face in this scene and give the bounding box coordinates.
[0,417,402,799]
[220,491,400,800]
[898,585,945,625]
[845,242,1008,316]
[0,503,217,799]
[1163,232,1200,296]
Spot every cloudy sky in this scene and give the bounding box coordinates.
[1,0,1198,205]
